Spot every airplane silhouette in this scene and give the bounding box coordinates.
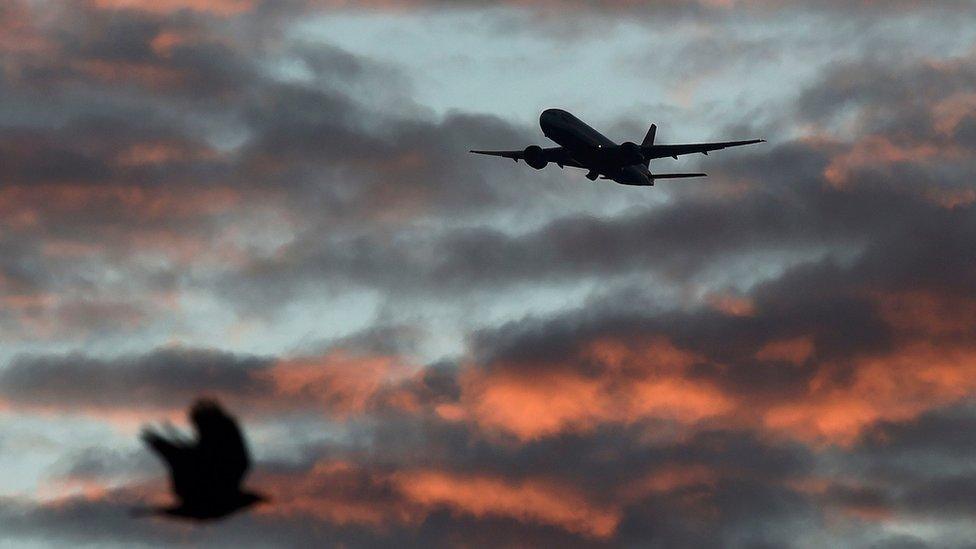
[138,399,268,520]
[471,108,764,186]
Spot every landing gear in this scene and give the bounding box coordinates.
[586,170,600,181]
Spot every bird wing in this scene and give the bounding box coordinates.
[141,427,199,504]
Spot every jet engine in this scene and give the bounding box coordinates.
[617,141,645,166]
[523,145,548,170]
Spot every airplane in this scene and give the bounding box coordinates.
[470,109,764,186]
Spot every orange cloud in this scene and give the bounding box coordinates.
[265,461,418,527]
[454,309,976,448]
[460,338,732,440]
[0,182,252,269]
[466,375,732,440]
[265,461,619,538]
[73,59,186,90]
[623,464,719,497]
[115,141,220,168]
[932,92,976,136]
[464,371,606,439]
[93,0,256,16]
[394,470,620,539]
[822,135,970,208]
[0,1,53,58]
[260,351,418,416]
[763,342,976,445]
[0,184,240,222]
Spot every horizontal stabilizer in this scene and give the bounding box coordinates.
[652,173,707,179]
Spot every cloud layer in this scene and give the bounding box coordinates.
[1,1,974,547]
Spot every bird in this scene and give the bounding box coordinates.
[138,398,268,520]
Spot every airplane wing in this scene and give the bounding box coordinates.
[643,139,765,160]
[469,147,585,169]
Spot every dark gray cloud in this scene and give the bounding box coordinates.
[225,46,976,314]
[0,0,570,345]
[0,348,269,410]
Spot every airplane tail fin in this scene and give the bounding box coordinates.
[641,124,656,167]
[641,124,657,147]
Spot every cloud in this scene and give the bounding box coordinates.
[3,1,976,547]
[451,337,733,440]
[0,342,426,422]
[0,348,268,414]
[268,460,621,539]
[88,0,976,18]
[93,0,256,16]
[228,47,976,305]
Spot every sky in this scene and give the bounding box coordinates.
[1,0,975,546]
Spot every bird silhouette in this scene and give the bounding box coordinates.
[138,398,268,520]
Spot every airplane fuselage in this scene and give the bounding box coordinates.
[540,108,651,185]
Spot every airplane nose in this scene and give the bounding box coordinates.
[540,108,566,128]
